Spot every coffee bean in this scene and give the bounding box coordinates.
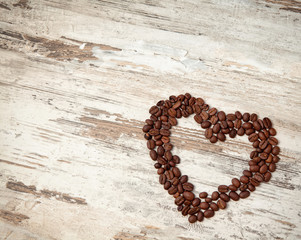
[239,191,250,199]
[200,202,209,210]
[217,132,226,141]
[264,172,272,182]
[179,175,188,184]
[272,146,280,155]
[165,170,174,180]
[208,108,217,116]
[200,111,209,120]
[254,173,264,182]
[144,133,152,140]
[159,174,167,184]
[188,214,197,223]
[218,185,229,193]
[173,101,182,109]
[205,128,213,139]
[184,200,191,206]
[155,140,163,146]
[149,106,159,114]
[183,182,194,191]
[192,198,201,207]
[243,122,253,129]
[142,125,152,133]
[249,178,260,187]
[232,178,241,188]
[248,184,256,192]
[204,210,215,218]
[253,120,261,131]
[201,121,211,129]
[240,176,249,184]
[183,191,195,201]
[243,113,250,122]
[220,120,228,129]
[149,128,160,136]
[269,163,276,172]
[177,183,184,193]
[226,113,236,121]
[168,186,178,195]
[154,163,161,169]
[268,137,278,146]
[263,117,272,129]
[197,211,204,221]
[250,165,259,172]
[147,139,155,150]
[177,205,183,212]
[220,193,230,202]
[217,199,227,209]
[171,177,180,186]
[188,207,200,215]
[243,170,252,177]
[229,185,238,191]
[210,135,218,143]
[150,150,157,160]
[169,117,177,126]
[237,127,245,136]
[173,192,180,198]
[199,192,208,199]
[250,151,258,159]
[229,129,237,138]
[175,196,185,206]
[250,113,258,122]
[182,205,190,216]
[172,167,181,177]
[259,140,268,150]
[259,164,268,174]
[240,184,248,191]
[269,128,277,136]
[167,108,177,117]
[194,114,203,124]
[157,146,165,156]
[146,119,153,126]
[227,120,234,128]
[212,191,219,200]
[164,181,171,190]
[229,191,240,201]
[210,202,219,211]
[205,197,212,203]
[245,129,255,135]
[235,111,242,119]
[218,111,226,121]
[248,133,258,142]
[259,152,269,160]
[234,119,242,129]
[210,115,219,125]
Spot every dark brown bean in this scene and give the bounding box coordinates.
[269,128,277,136]
[168,185,177,195]
[204,210,215,218]
[142,125,152,133]
[253,120,261,131]
[182,205,190,216]
[237,127,245,136]
[264,172,272,182]
[188,214,197,223]
[200,202,209,210]
[199,192,208,198]
[217,132,226,141]
[217,199,227,209]
[243,170,252,177]
[164,181,171,190]
[165,170,174,180]
[192,198,201,207]
[259,164,268,174]
[200,111,209,120]
[229,129,237,138]
[210,135,218,143]
[263,117,272,129]
[183,182,194,191]
[217,111,226,121]
[180,175,188,183]
[157,146,165,156]
[201,121,211,129]
[229,185,238,191]
[250,165,260,172]
[240,176,249,184]
[188,207,200,215]
[183,191,195,201]
[234,119,242,129]
[254,173,264,182]
[210,202,219,211]
[220,193,230,202]
[240,184,248,191]
[172,167,181,177]
[240,191,250,199]
[194,114,203,124]
[269,163,276,172]
[149,106,159,114]
[149,128,160,136]
[248,133,258,142]
[169,117,177,126]
[259,140,268,150]
[167,108,177,117]
[243,122,253,129]
[235,111,242,119]
[208,108,217,116]
[197,211,204,222]
[218,185,229,193]
[212,191,219,200]
[147,139,155,150]
[175,196,185,206]
[273,156,280,163]
[248,184,256,192]
[272,146,280,155]
[249,178,260,187]
[205,128,213,139]
[173,101,182,109]
[250,113,258,122]
[232,178,241,188]
[205,197,212,203]
[229,191,240,201]
[150,150,157,160]
[210,115,219,125]
[227,113,236,121]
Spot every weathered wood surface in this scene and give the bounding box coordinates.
[0,0,301,239]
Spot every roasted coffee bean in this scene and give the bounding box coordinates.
[237,127,245,136]
[245,128,255,135]
[220,193,230,202]
[172,167,181,177]
[269,128,277,136]
[146,119,153,126]
[240,191,250,199]
[183,200,192,206]
[149,128,160,136]
[157,146,165,156]
[212,191,219,200]
[173,101,182,109]
[210,202,219,211]
[218,185,229,193]
[142,125,152,133]
[250,151,258,159]
[273,156,280,163]
[194,114,203,124]
[173,192,180,198]
[165,170,174,180]
[210,115,219,125]
[164,181,171,190]
[243,113,250,122]
[248,184,256,192]
[239,184,248,191]
[154,163,161,169]
[197,211,204,221]
[154,120,162,129]
[183,182,194,191]
[217,199,227,209]
[269,163,276,172]
[259,164,268,174]
[219,121,227,129]
[248,133,258,142]
[192,198,201,207]
[235,111,242,119]
[227,120,234,128]
[175,196,185,206]
[147,139,156,150]
[254,173,264,182]
[250,113,258,122]
[200,202,210,210]
[264,172,272,182]
[250,165,260,172]
[168,186,178,195]
[259,140,268,150]
[240,176,249,184]
[264,144,272,154]
[226,113,236,121]
[188,207,200,215]
[199,192,208,198]
[150,115,158,122]
[150,150,157,160]
[171,177,180,186]
[217,132,226,141]
[188,214,197,223]
[144,133,152,140]
[149,106,159,114]
[229,129,237,138]
[205,198,212,203]
[159,174,167,184]
[201,121,211,129]
[167,108,177,117]
[205,128,213,139]
[177,183,184,193]
[259,152,269,160]
[263,117,272,129]
[212,123,221,134]
[218,111,226,121]
[242,122,253,129]
[182,205,190,216]
[210,135,218,143]
[204,210,215,218]
[208,108,217,116]
[232,178,241,188]
[243,170,252,177]
[180,175,188,184]
[229,191,240,201]
[155,140,163,146]
[258,131,266,140]
[183,191,195,201]
[272,146,280,155]
[253,120,261,131]
[258,160,265,167]
[249,160,257,166]
[177,205,183,211]
[168,117,177,126]
[229,185,238,191]
[200,111,209,120]
[249,178,260,187]
[234,119,242,129]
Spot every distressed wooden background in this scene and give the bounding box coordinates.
[0,0,301,239]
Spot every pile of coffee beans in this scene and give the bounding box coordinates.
[142,93,280,223]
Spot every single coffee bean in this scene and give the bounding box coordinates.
[164,181,171,190]
[253,120,261,131]
[149,106,159,114]
[200,111,209,121]
[250,165,260,172]
[188,207,200,215]
[246,129,255,135]
[231,178,240,188]
[169,117,177,126]
[273,155,280,163]
[150,150,157,160]
[220,193,230,202]
[183,191,195,201]
[259,164,268,174]
[269,163,276,172]
[217,111,226,121]
[160,115,168,122]
[237,127,245,136]
[250,151,258,159]
[243,122,253,129]
[264,172,272,182]
[248,133,258,142]
[210,202,219,211]
[258,131,266,140]
[218,185,229,193]
[154,163,161,169]
[240,176,249,184]
[183,182,194,191]
[194,114,203,124]
[259,152,269,160]
[173,101,182,109]
[254,173,264,182]
[229,129,237,138]
[157,146,165,156]
[205,128,213,139]
[142,125,152,133]
[269,128,277,136]
[204,210,215,218]
[234,119,242,129]
[200,202,209,210]
[229,185,238,191]
[177,205,183,211]
[243,113,250,122]
[229,191,240,201]
[159,174,167,184]
[240,184,248,191]
[226,113,236,121]
[167,108,177,117]
[272,146,280,155]
[263,117,272,129]
[250,113,258,122]
[168,185,178,195]
[243,170,252,177]
[188,214,197,223]
[264,145,272,155]
[201,121,211,129]
[175,196,185,206]
[149,128,160,136]
[173,192,180,198]
[205,197,212,203]
[156,140,163,146]
[217,199,227,209]
[212,191,219,200]
[182,205,190,216]
[235,111,242,119]
[180,175,188,183]
[208,107,217,116]
[197,211,204,222]
[199,192,208,198]
[239,191,250,199]
[147,139,156,150]
[172,167,181,177]
[192,198,201,207]
[248,184,256,192]
[171,177,180,186]
[249,178,260,187]
[144,133,152,140]
[259,140,268,150]
[210,135,218,143]
[165,170,174,180]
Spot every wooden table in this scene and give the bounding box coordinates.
[0,0,301,239]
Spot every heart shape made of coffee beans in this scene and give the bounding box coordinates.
[142,93,280,223]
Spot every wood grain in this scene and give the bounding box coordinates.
[0,0,301,239]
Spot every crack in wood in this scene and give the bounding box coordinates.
[0,210,29,224]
